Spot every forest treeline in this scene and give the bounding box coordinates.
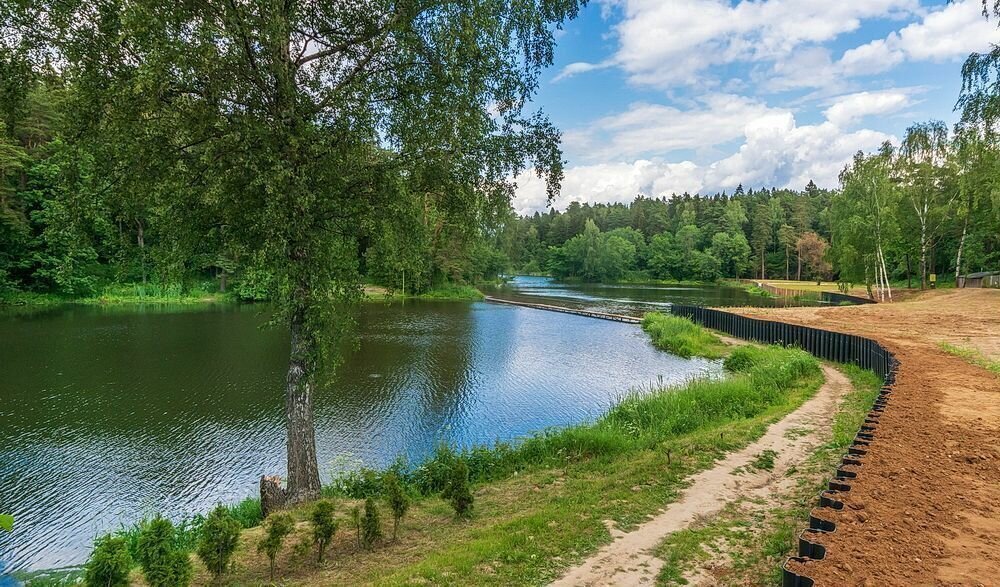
[3,52,1000,302]
[0,74,507,301]
[496,122,1000,295]
[496,185,834,284]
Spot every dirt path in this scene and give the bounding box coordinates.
[550,365,852,587]
[737,288,1000,586]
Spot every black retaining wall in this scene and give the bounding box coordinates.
[667,304,898,587]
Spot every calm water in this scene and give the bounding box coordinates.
[483,276,825,316]
[0,298,719,574]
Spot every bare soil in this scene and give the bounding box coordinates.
[736,288,1000,586]
[550,366,852,586]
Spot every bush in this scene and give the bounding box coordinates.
[257,513,295,580]
[361,497,382,549]
[384,469,410,541]
[196,505,241,580]
[310,500,338,562]
[136,517,193,587]
[84,535,132,587]
[641,313,726,359]
[442,460,474,518]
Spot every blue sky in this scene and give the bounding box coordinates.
[513,0,1000,214]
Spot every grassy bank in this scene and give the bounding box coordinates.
[642,313,728,359]
[938,341,1000,376]
[97,338,823,586]
[652,364,881,585]
[364,283,484,302]
[0,282,234,307]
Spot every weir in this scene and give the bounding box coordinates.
[482,296,642,324]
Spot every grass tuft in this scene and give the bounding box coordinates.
[938,341,1000,376]
[641,313,728,359]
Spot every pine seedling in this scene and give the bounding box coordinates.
[384,469,410,541]
[257,513,295,580]
[310,500,337,563]
[360,497,382,549]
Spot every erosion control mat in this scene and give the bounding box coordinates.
[736,289,1000,586]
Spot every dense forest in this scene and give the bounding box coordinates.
[3,16,1000,303]
[0,72,510,301]
[496,185,834,284]
[4,73,999,301]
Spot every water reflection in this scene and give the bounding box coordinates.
[0,299,716,572]
[483,275,826,316]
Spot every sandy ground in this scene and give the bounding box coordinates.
[736,288,1000,586]
[550,365,852,587]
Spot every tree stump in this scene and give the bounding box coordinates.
[260,475,286,518]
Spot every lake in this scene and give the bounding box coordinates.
[483,275,824,315]
[0,294,720,574]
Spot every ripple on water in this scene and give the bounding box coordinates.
[0,298,720,572]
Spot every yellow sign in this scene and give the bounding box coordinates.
[929,273,937,282]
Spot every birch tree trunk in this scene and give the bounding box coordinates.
[955,215,968,287]
[285,308,322,503]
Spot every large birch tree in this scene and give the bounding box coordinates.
[36,0,584,503]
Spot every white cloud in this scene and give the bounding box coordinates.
[822,89,918,127]
[552,61,612,82]
[513,109,894,214]
[839,0,997,76]
[564,94,786,162]
[560,0,920,88]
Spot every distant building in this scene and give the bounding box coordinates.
[957,271,1000,288]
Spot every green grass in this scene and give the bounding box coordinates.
[0,290,68,306]
[365,283,485,302]
[938,341,1000,376]
[0,281,234,307]
[642,313,728,359]
[414,284,484,301]
[745,284,773,298]
[78,322,821,586]
[328,344,820,501]
[105,496,262,571]
[208,342,823,586]
[750,449,778,471]
[78,281,233,305]
[652,363,881,586]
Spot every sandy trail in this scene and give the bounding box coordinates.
[551,365,851,587]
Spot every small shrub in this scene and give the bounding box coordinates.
[384,469,410,541]
[310,500,338,562]
[84,535,132,587]
[257,513,295,580]
[136,516,192,587]
[360,497,382,549]
[442,459,474,518]
[196,505,241,581]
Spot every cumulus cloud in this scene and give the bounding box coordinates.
[564,94,787,162]
[513,110,894,215]
[559,0,919,88]
[838,0,998,76]
[822,89,919,127]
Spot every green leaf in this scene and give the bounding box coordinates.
[0,514,13,532]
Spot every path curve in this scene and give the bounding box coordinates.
[550,365,851,587]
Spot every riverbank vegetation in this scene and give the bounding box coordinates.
[77,321,824,585]
[641,313,728,359]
